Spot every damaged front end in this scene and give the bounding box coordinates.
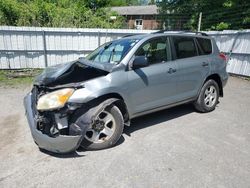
[24,86,85,154]
[24,58,112,153]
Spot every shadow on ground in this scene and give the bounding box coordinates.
[39,148,85,158]
[124,104,195,136]
[76,135,126,153]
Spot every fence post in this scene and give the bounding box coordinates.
[197,12,202,32]
[42,30,48,67]
[228,32,240,61]
[2,32,11,69]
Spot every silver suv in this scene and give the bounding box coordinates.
[24,31,228,154]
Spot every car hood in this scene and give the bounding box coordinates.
[34,58,115,87]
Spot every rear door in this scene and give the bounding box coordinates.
[128,37,179,114]
[171,36,211,100]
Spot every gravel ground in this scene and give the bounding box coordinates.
[0,76,249,188]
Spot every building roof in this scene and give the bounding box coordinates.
[111,5,158,16]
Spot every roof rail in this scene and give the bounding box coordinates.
[152,30,208,36]
[122,34,141,38]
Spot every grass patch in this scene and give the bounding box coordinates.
[0,69,43,87]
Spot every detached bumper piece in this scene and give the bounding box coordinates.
[24,93,83,154]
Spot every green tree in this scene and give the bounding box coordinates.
[84,0,111,10]
[0,0,20,25]
[157,0,250,30]
[0,0,125,28]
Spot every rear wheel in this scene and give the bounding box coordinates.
[81,105,124,150]
[194,79,219,113]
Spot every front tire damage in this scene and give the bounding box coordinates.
[71,98,124,150]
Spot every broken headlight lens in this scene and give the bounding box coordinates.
[37,88,74,111]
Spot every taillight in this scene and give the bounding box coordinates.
[219,53,227,61]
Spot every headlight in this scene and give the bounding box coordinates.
[37,88,74,111]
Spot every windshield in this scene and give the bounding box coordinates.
[86,38,140,64]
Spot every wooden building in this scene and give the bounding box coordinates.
[111,5,159,30]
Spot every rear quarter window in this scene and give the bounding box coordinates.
[196,38,212,55]
[173,37,198,59]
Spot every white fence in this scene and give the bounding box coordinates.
[0,26,152,69]
[0,26,250,76]
[207,30,250,77]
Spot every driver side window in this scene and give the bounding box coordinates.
[135,37,171,65]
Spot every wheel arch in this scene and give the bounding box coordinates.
[86,93,130,125]
[205,74,223,97]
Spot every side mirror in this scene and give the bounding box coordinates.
[132,56,149,69]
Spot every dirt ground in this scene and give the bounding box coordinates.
[0,76,250,188]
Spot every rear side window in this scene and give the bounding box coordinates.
[173,37,198,59]
[196,38,212,55]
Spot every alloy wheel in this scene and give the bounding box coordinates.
[85,110,116,143]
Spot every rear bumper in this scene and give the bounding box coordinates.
[24,93,83,154]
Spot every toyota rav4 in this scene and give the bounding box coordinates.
[24,31,228,154]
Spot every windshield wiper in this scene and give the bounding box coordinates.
[108,48,116,63]
[104,42,112,49]
[97,43,113,62]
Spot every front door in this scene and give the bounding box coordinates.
[128,37,179,115]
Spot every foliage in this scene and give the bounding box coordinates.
[0,69,42,86]
[157,0,250,31]
[0,0,125,28]
[1,0,248,30]
[109,0,140,6]
[214,22,230,30]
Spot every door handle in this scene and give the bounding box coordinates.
[202,62,209,67]
[168,68,177,74]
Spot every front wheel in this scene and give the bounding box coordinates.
[194,79,219,113]
[81,105,124,150]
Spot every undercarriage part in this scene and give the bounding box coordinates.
[35,109,83,138]
[69,123,83,136]
[36,114,54,135]
[50,125,59,136]
[54,113,68,130]
[36,115,50,131]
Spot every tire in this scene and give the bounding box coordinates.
[80,105,124,150]
[194,79,219,113]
